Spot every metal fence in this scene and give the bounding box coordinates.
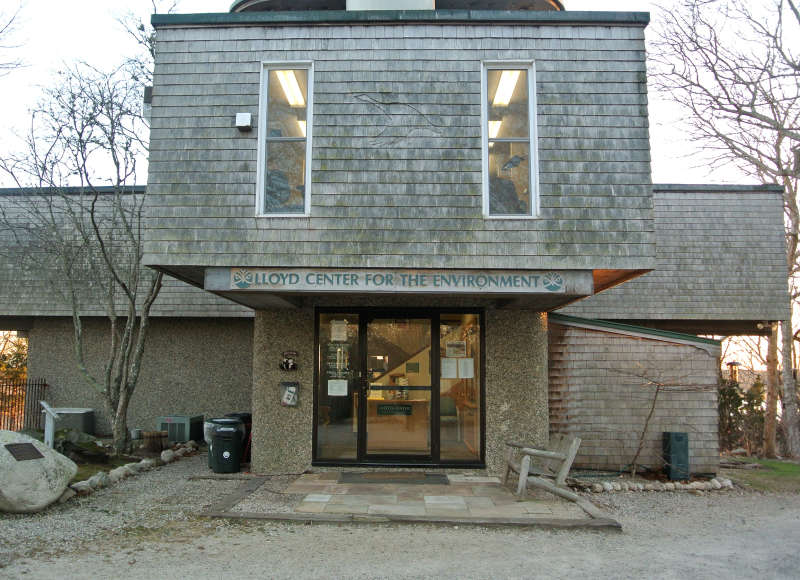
[0,378,48,431]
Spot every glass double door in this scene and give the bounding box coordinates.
[315,310,482,464]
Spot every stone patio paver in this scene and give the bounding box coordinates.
[425,507,471,517]
[325,504,370,514]
[330,494,398,505]
[295,502,327,513]
[447,475,502,484]
[464,496,495,509]
[368,504,427,516]
[424,495,467,506]
[208,470,616,528]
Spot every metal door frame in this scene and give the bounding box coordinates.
[313,307,486,468]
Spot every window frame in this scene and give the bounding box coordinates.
[480,60,540,219]
[256,61,314,217]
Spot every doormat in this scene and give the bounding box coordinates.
[338,472,449,485]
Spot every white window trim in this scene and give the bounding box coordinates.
[256,61,314,218]
[481,60,540,219]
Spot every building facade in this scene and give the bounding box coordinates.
[144,2,654,473]
[0,2,789,477]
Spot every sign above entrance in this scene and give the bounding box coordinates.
[205,268,593,295]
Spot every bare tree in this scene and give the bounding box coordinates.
[652,0,800,456]
[118,1,177,82]
[0,63,162,453]
[613,366,716,477]
[0,3,23,74]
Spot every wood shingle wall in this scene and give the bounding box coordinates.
[0,193,251,319]
[562,185,788,323]
[145,21,654,272]
[549,319,720,475]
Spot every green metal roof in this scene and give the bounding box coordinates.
[549,313,722,347]
[152,9,649,27]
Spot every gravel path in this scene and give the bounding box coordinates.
[2,456,800,579]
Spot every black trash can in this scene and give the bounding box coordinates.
[225,412,252,463]
[210,425,243,474]
[204,417,244,469]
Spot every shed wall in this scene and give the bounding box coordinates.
[548,321,719,475]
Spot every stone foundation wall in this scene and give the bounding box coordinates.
[548,321,719,475]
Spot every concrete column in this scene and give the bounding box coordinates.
[484,309,548,475]
[251,309,315,474]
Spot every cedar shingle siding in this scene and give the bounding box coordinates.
[562,185,788,322]
[549,320,720,475]
[144,22,654,271]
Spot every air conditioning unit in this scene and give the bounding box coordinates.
[156,415,204,443]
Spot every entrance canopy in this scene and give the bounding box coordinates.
[203,267,596,310]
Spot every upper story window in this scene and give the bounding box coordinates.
[257,63,313,216]
[481,62,539,218]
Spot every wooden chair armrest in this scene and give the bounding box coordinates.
[519,448,567,461]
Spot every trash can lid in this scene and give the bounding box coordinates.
[206,417,242,425]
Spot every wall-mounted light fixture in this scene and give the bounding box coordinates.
[235,112,253,132]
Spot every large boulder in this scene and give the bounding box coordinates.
[0,430,78,513]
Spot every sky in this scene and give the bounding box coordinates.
[0,0,745,186]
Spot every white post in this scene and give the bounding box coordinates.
[40,401,61,448]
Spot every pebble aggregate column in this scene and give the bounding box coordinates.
[484,310,549,474]
[251,309,315,474]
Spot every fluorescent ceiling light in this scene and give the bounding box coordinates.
[488,120,502,139]
[492,70,521,107]
[297,120,306,137]
[276,70,305,107]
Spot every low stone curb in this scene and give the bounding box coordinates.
[61,440,200,502]
[200,509,623,530]
[573,477,734,495]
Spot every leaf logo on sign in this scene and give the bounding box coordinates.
[233,269,253,289]
[542,272,564,292]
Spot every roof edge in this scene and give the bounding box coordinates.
[0,186,147,196]
[653,183,784,194]
[152,9,650,28]
[550,313,722,349]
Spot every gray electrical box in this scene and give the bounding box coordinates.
[157,415,204,443]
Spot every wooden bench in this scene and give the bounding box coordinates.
[504,435,582,497]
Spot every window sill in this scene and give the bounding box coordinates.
[255,213,311,218]
[483,214,539,220]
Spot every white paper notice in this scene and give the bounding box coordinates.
[441,358,458,379]
[458,358,475,379]
[328,379,348,396]
[331,320,348,342]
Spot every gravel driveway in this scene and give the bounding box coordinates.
[2,455,800,579]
